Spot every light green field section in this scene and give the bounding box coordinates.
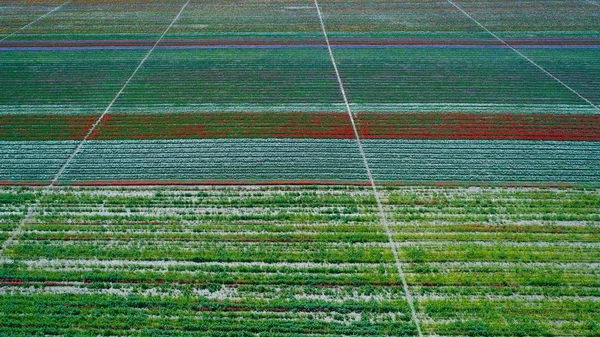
[0,186,598,336]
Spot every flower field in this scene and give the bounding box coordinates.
[1,0,599,335]
[1,0,599,185]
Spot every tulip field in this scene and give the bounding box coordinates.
[1,0,599,336]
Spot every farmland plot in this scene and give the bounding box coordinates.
[3,0,190,40]
[382,186,600,336]
[1,0,600,336]
[0,186,417,336]
[1,0,599,185]
[0,186,598,336]
[0,1,67,38]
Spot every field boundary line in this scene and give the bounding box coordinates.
[312,1,424,336]
[50,0,191,186]
[445,0,600,113]
[0,0,191,258]
[0,0,72,42]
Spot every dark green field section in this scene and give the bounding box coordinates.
[510,48,600,106]
[0,50,148,114]
[109,48,344,112]
[319,0,599,114]
[0,186,598,336]
[319,0,599,113]
[107,1,340,112]
[334,48,586,106]
[442,1,600,109]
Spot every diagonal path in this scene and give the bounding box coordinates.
[312,1,424,336]
[0,0,192,257]
[0,0,72,42]
[446,0,600,113]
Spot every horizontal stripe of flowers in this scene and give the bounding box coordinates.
[2,112,599,141]
[357,113,600,141]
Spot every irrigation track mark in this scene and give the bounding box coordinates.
[0,0,191,258]
[446,0,600,113]
[583,0,600,6]
[0,199,40,257]
[0,0,72,42]
[313,1,423,336]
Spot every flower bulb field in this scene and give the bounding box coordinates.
[1,0,599,336]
